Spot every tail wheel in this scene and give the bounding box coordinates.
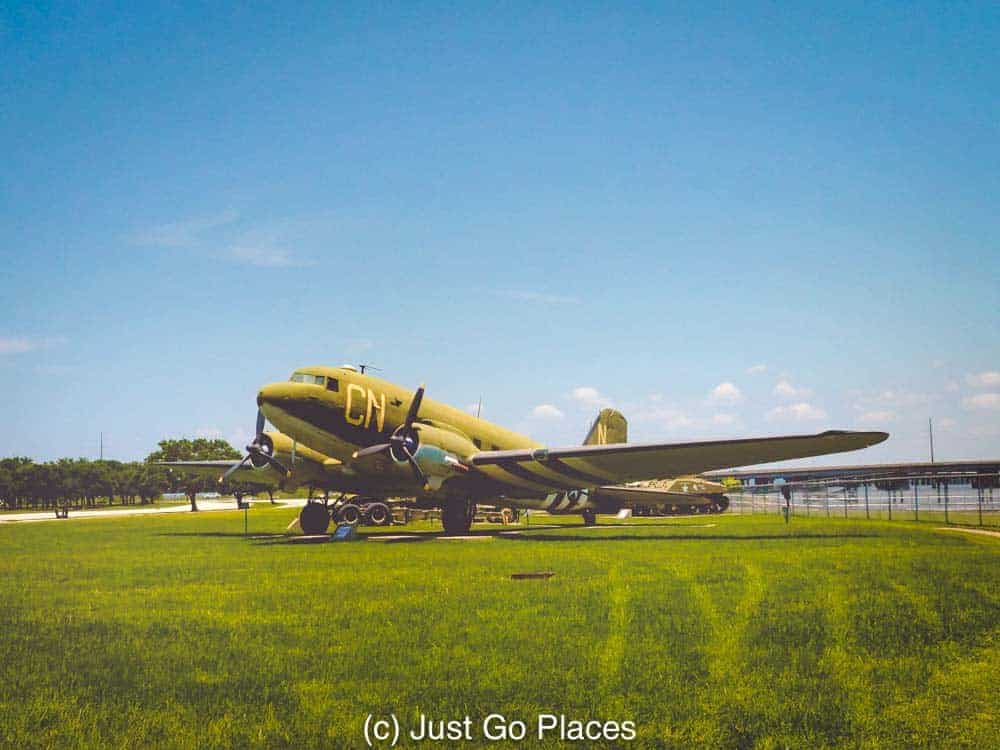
[299,503,331,535]
[442,500,474,535]
[366,502,393,526]
[336,503,362,525]
[581,509,597,526]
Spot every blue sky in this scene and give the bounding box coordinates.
[2,1,998,465]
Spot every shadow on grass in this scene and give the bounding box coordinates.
[157,532,292,539]
[501,532,879,543]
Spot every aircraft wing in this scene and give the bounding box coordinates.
[470,430,888,486]
[155,460,281,487]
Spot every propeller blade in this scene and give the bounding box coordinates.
[403,384,425,428]
[262,453,291,478]
[404,449,426,483]
[255,409,265,437]
[353,443,391,459]
[219,454,252,484]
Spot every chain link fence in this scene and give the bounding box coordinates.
[728,472,1000,528]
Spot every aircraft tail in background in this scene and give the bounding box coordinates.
[583,408,627,446]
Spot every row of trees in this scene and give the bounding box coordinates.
[0,438,273,512]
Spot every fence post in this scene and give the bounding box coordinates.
[825,484,830,518]
[979,487,984,527]
[944,482,949,524]
[888,488,892,521]
[913,482,918,522]
[864,483,870,520]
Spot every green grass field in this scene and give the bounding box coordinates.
[1,508,997,749]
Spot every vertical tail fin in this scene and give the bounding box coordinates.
[583,408,627,445]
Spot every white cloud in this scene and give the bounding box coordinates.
[766,402,828,422]
[0,337,35,354]
[132,210,240,249]
[746,364,767,375]
[706,382,743,406]
[712,413,739,426]
[570,386,612,408]
[0,336,66,355]
[962,393,1000,411]
[967,371,1000,388]
[653,412,694,430]
[857,388,934,409]
[857,409,895,424]
[632,403,694,431]
[496,290,579,304]
[773,379,813,400]
[531,404,564,419]
[230,246,311,268]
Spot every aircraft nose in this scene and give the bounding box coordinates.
[257,382,292,408]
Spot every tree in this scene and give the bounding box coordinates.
[146,439,240,511]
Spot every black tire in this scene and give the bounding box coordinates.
[299,503,331,535]
[366,502,392,527]
[336,503,362,525]
[581,509,597,526]
[442,500,474,535]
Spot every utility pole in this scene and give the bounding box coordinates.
[928,418,935,463]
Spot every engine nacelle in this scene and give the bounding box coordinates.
[405,423,476,481]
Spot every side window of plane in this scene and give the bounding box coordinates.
[326,378,339,392]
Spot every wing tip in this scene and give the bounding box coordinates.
[820,429,889,447]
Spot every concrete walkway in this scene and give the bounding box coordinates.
[936,526,1000,539]
[0,498,308,524]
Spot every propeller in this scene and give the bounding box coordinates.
[353,384,427,483]
[219,409,291,484]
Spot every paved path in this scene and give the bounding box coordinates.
[936,526,1000,539]
[0,498,307,524]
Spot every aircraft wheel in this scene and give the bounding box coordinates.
[336,503,362,525]
[442,500,474,535]
[582,509,597,526]
[366,502,393,526]
[299,503,331,535]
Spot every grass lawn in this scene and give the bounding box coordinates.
[1,508,997,748]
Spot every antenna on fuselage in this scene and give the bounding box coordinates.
[358,363,382,375]
[476,396,482,419]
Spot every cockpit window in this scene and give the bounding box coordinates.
[290,372,326,386]
[326,378,339,392]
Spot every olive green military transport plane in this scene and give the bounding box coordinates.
[211,365,885,535]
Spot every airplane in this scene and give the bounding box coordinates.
[232,365,888,534]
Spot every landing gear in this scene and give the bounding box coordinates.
[581,508,597,526]
[442,499,474,535]
[366,502,393,526]
[336,503,362,525]
[299,502,331,535]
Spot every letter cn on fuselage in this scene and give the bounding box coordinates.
[344,384,386,432]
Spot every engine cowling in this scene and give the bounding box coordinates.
[398,423,475,483]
